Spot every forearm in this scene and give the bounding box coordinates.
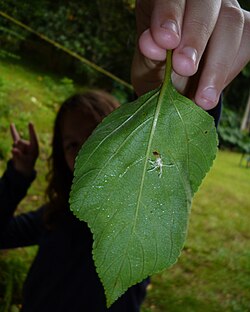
[0,207,44,249]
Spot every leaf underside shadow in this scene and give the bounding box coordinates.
[70,51,218,307]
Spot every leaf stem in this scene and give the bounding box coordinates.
[158,50,173,106]
[162,50,173,91]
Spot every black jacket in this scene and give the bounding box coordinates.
[0,160,36,230]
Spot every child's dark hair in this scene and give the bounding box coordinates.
[45,90,120,226]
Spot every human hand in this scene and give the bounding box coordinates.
[132,0,250,110]
[10,123,39,177]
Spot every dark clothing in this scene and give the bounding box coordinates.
[0,160,36,231]
[0,162,148,312]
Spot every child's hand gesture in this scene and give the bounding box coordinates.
[10,123,39,177]
[132,0,250,109]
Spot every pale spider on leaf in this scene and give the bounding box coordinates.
[148,151,174,178]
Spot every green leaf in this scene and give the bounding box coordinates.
[70,50,218,307]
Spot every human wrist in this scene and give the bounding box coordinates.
[12,161,36,179]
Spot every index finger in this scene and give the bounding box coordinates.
[28,123,39,150]
[10,123,20,142]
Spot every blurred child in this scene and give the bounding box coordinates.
[0,90,148,312]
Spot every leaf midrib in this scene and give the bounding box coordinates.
[132,50,173,233]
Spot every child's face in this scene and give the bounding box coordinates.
[61,109,97,172]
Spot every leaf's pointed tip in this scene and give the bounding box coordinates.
[106,298,114,309]
[97,244,185,308]
[102,279,125,308]
[90,199,189,308]
[93,258,127,308]
[106,290,126,309]
[103,258,182,308]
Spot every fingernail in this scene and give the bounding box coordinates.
[182,47,197,64]
[161,20,179,35]
[201,87,218,105]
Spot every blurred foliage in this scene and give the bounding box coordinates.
[0,0,135,85]
[223,70,250,116]
[218,107,250,153]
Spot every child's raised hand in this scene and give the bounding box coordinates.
[132,0,250,109]
[10,123,39,177]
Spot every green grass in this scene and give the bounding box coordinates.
[142,151,250,312]
[1,56,250,311]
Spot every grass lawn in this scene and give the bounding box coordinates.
[0,56,250,311]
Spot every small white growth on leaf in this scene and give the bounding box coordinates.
[148,152,174,178]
